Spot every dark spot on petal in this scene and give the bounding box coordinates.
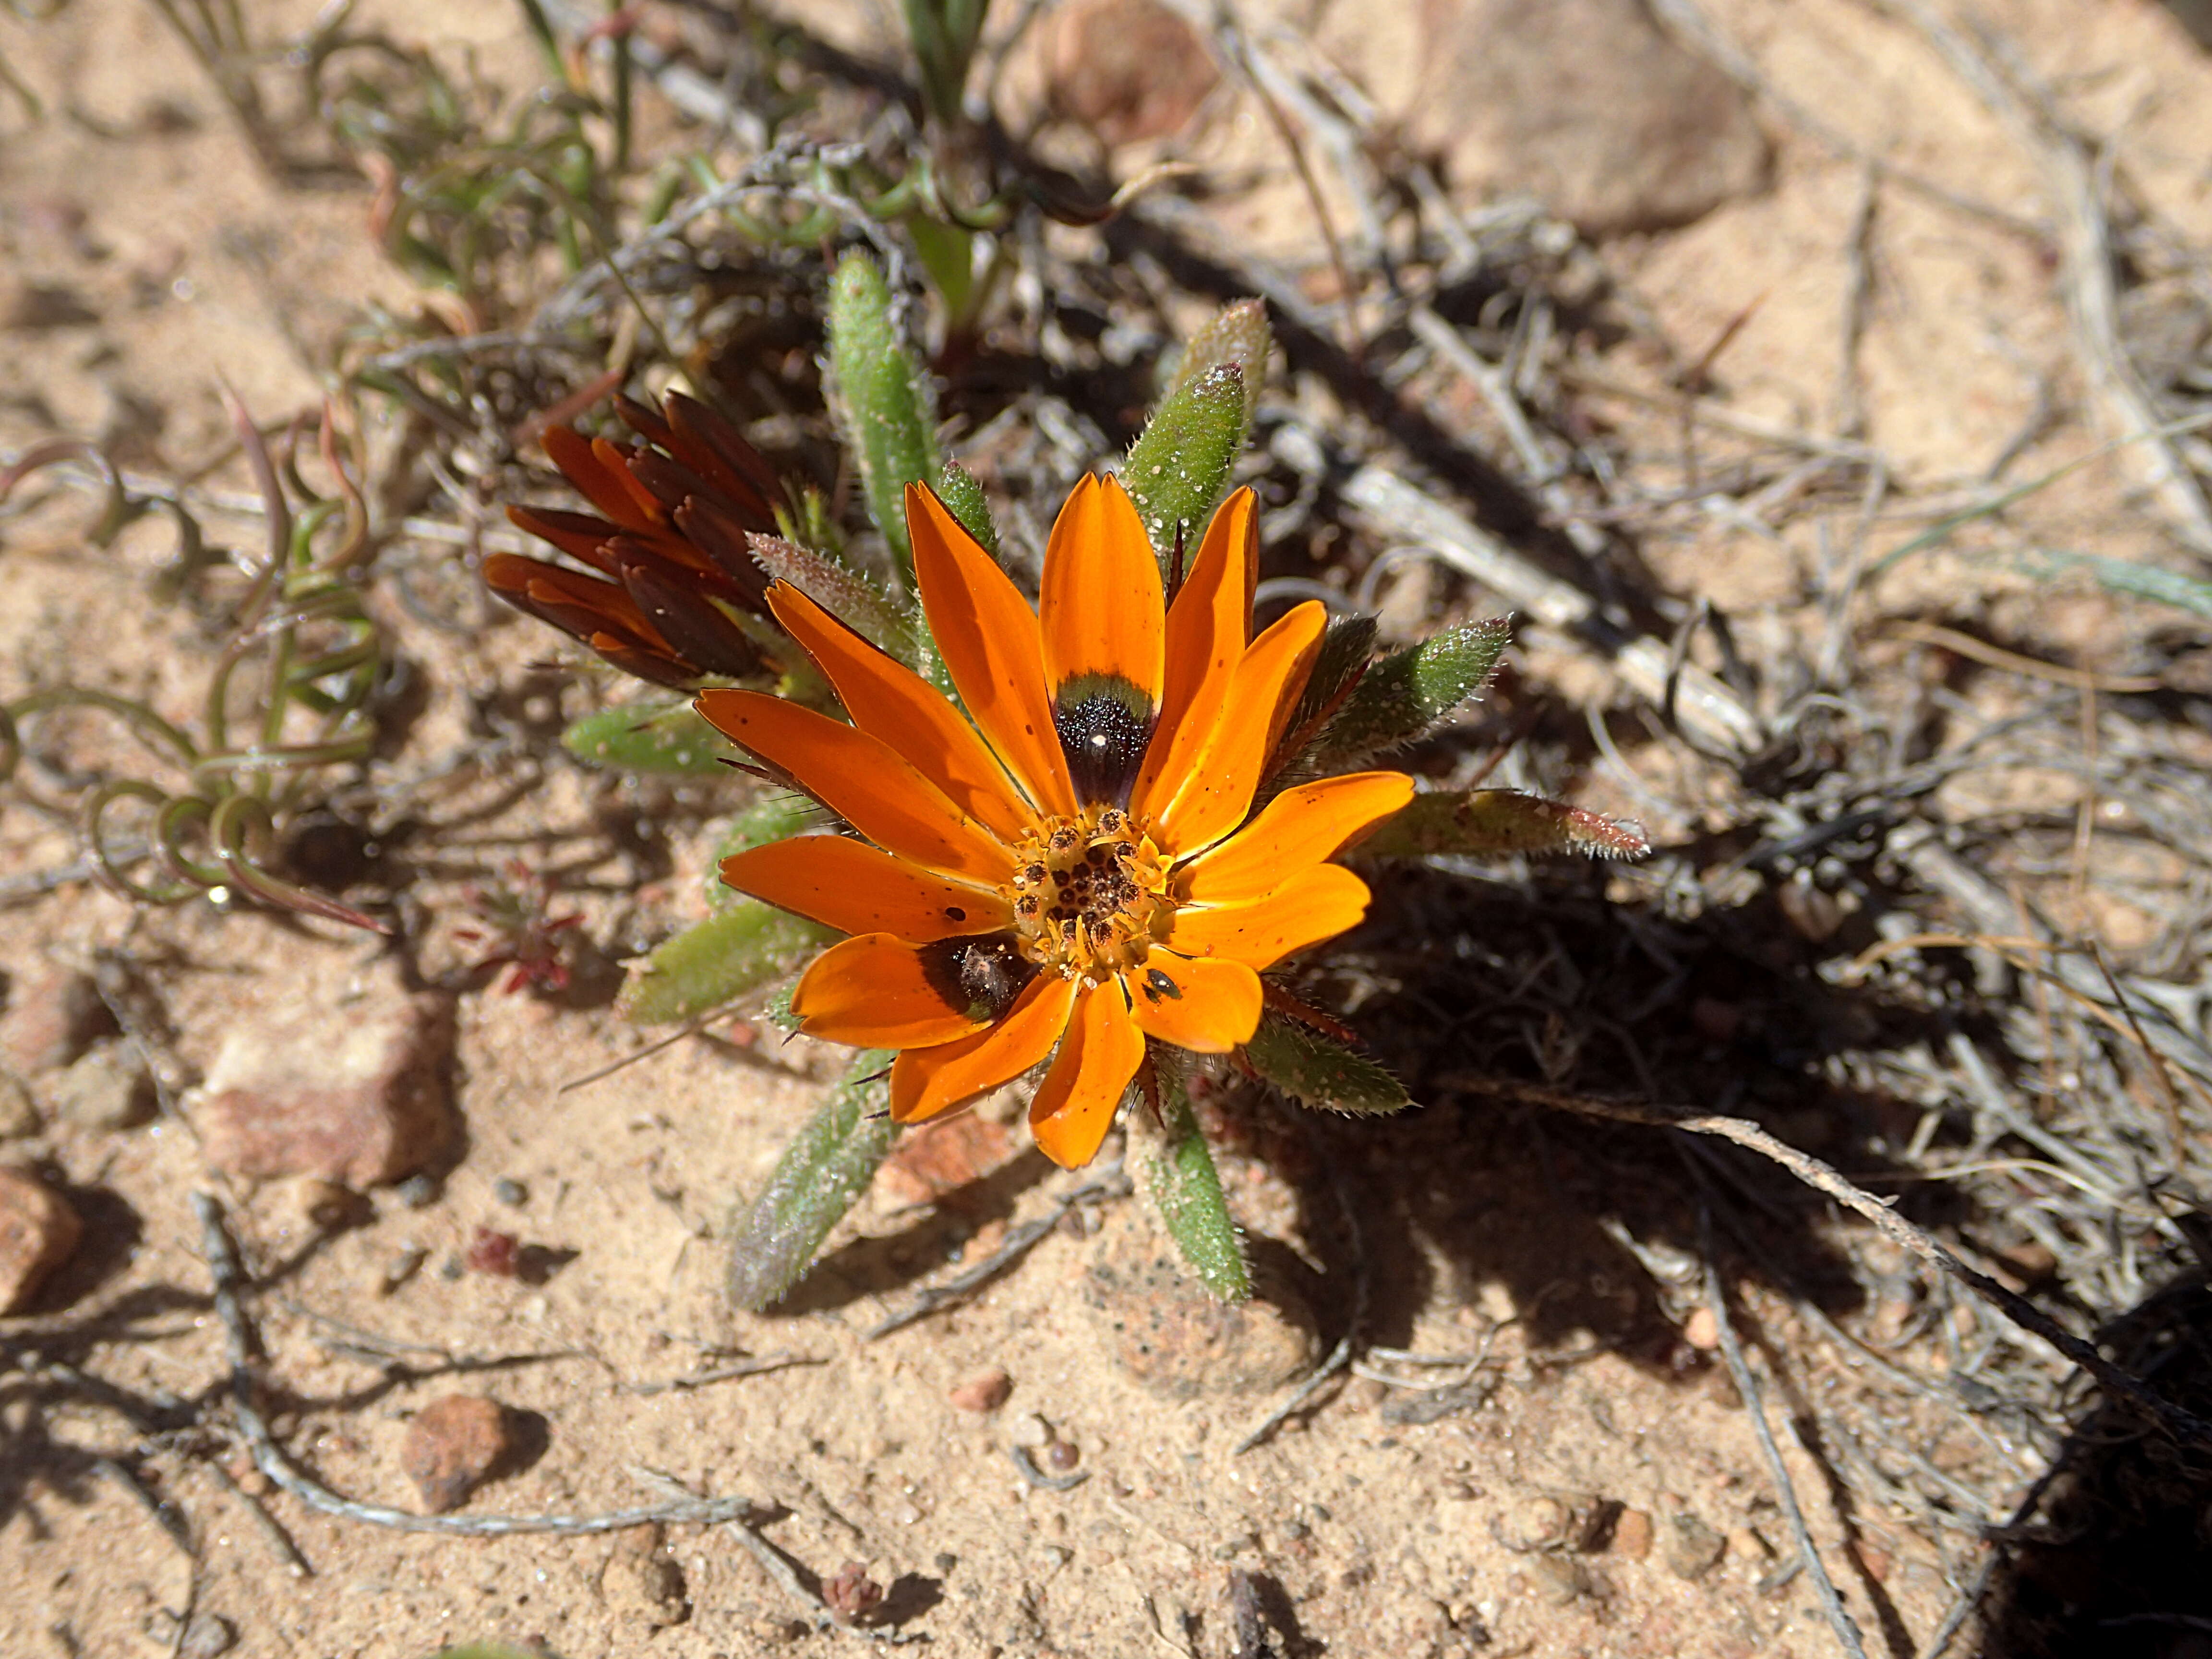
[918,934,1035,1022]
[1053,673,1156,807]
[945,906,967,921]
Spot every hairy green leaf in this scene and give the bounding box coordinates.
[725,1051,898,1310]
[826,250,939,576]
[1358,789,1649,861]
[1241,1012,1411,1116]
[616,900,834,1024]
[1312,617,1511,765]
[563,701,740,775]
[747,532,917,664]
[1123,364,1247,565]
[935,460,1001,560]
[1139,1060,1250,1301]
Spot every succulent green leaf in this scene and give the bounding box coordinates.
[907,213,979,327]
[707,793,829,910]
[615,900,835,1025]
[902,0,991,129]
[1312,617,1511,765]
[1356,789,1650,862]
[1270,613,1376,778]
[935,460,1001,560]
[1124,363,1247,564]
[1138,1060,1250,1302]
[725,1050,898,1310]
[1241,1011,1412,1116]
[563,701,741,774]
[826,250,939,577]
[1121,295,1271,560]
[1166,298,1269,426]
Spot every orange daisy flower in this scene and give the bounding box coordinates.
[697,476,1413,1168]
[489,392,784,687]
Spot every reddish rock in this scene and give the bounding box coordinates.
[0,964,114,1076]
[400,1395,515,1513]
[195,995,454,1187]
[949,1366,1013,1413]
[0,1165,84,1313]
[1046,0,1219,147]
[1408,0,1769,235]
[878,1113,1013,1207]
[1082,1208,1318,1397]
[465,1226,521,1278]
[1612,1507,1655,1560]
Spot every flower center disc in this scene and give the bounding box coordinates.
[1006,807,1170,984]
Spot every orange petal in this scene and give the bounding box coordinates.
[1125,950,1262,1053]
[1178,772,1416,905]
[766,581,1035,844]
[721,835,1009,941]
[1167,863,1373,969]
[1039,474,1165,708]
[1150,600,1327,857]
[1028,980,1146,1168]
[694,690,1009,883]
[907,484,1077,818]
[890,974,1079,1123]
[1130,488,1258,820]
[793,933,989,1046]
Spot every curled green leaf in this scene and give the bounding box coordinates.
[1312,617,1511,766]
[1137,1059,1250,1302]
[616,900,834,1025]
[562,701,741,774]
[1357,789,1649,862]
[725,1050,898,1310]
[1241,1011,1411,1117]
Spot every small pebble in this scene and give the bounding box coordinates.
[1681,1306,1720,1350]
[0,965,114,1075]
[1612,1507,1655,1560]
[400,1395,516,1513]
[0,1164,84,1314]
[1010,1412,1054,1450]
[949,1366,1012,1413]
[1664,1512,1728,1580]
[493,1177,529,1207]
[1045,1441,1081,1473]
[49,1037,155,1131]
[395,1173,440,1209]
[178,1612,237,1659]
[1529,1553,1591,1606]
[466,1226,521,1277]
[0,1070,39,1139]
[380,1243,429,1296]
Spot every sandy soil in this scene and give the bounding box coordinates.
[5,1,2212,1656]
